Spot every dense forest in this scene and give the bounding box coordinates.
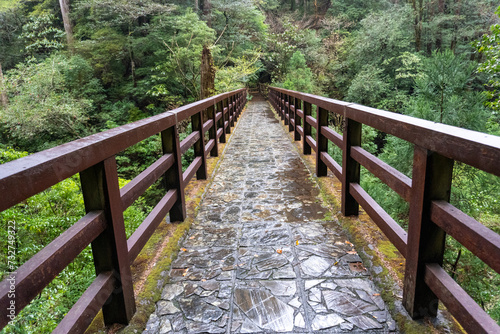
[0,0,499,332]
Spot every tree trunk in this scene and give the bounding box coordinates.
[194,0,199,12]
[435,0,445,51]
[450,0,461,52]
[200,45,215,100]
[411,0,423,52]
[201,0,211,27]
[0,62,7,108]
[59,0,74,49]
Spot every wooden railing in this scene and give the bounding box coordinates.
[0,89,247,333]
[269,86,500,334]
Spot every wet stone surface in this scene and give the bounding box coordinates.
[144,100,397,333]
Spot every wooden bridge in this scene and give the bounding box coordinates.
[0,87,499,333]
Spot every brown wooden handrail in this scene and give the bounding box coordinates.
[0,88,247,332]
[268,86,500,334]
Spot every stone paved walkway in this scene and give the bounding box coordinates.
[143,98,397,333]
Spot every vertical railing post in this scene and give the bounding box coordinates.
[236,94,240,118]
[280,93,285,121]
[79,157,135,325]
[294,98,301,141]
[316,107,328,177]
[233,94,239,121]
[277,92,281,118]
[284,94,290,126]
[192,110,208,179]
[241,92,245,113]
[161,124,186,221]
[217,100,226,143]
[303,101,312,155]
[208,103,218,157]
[403,146,453,318]
[224,98,231,134]
[229,95,235,128]
[341,116,361,216]
[288,96,294,132]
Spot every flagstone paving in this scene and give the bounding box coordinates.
[143,98,397,333]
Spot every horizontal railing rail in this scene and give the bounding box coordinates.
[0,88,247,332]
[269,86,500,334]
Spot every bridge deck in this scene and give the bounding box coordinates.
[143,98,396,333]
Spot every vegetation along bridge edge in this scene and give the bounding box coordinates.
[268,86,500,334]
[0,88,247,333]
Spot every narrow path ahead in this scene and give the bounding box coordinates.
[144,98,396,333]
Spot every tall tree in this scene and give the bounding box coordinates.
[201,0,211,26]
[200,45,215,99]
[58,0,74,49]
[410,0,424,52]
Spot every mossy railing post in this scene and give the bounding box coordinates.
[208,104,218,157]
[303,101,312,155]
[294,97,302,141]
[192,110,208,180]
[161,125,186,221]
[217,100,226,143]
[341,117,361,216]
[79,157,135,325]
[403,146,453,318]
[316,107,329,177]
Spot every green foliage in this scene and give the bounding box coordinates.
[407,50,489,131]
[149,10,216,103]
[0,54,99,151]
[0,0,20,10]
[215,52,263,92]
[346,65,389,106]
[0,6,25,69]
[76,27,127,85]
[476,6,500,112]
[209,0,267,60]
[327,0,388,24]
[20,13,64,58]
[283,51,314,93]
[265,22,321,82]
